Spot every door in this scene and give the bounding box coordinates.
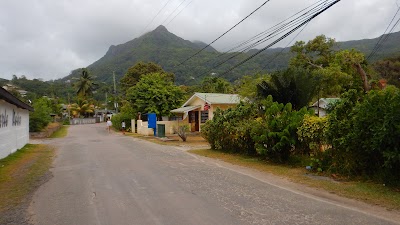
[189,111,200,132]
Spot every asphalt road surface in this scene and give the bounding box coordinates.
[29,123,400,225]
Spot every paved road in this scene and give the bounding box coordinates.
[29,123,400,225]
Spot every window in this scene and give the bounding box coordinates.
[201,111,209,123]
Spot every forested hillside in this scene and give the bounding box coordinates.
[62,26,400,85]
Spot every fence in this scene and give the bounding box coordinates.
[70,118,97,125]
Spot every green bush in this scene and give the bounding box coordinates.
[111,113,132,131]
[297,115,328,154]
[201,103,257,155]
[327,88,400,185]
[251,96,312,162]
[62,118,70,125]
[29,98,52,132]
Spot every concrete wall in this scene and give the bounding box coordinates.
[157,121,188,135]
[136,120,154,136]
[136,120,189,136]
[0,100,30,159]
[70,118,96,125]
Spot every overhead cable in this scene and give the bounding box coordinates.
[217,0,342,77]
[161,0,188,25]
[367,7,400,61]
[165,0,195,26]
[141,0,173,34]
[199,0,328,69]
[178,0,273,66]
[198,0,332,77]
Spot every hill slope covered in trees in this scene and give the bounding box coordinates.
[60,26,400,85]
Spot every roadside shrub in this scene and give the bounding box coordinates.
[251,96,312,162]
[327,88,400,185]
[29,97,52,132]
[201,102,257,155]
[111,101,135,131]
[62,118,70,125]
[111,113,132,131]
[297,115,328,154]
[174,125,189,142]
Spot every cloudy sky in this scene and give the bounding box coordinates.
[0,0,399,80]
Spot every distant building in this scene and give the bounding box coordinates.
[310,98,340,117]
[0,87,34,159]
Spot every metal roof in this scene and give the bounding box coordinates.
[311,98,340,109]
[171,105,201,113]
[182,93,241,107]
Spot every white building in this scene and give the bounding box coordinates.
[0,87,33,159]
[310,98,340,117]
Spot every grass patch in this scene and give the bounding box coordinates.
[189,149,400,210]
[0,144,55,222]
[125,132,209,147]
[49,125,69,138]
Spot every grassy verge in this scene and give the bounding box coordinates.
[0,144,55,223]
[188,149,400,210]
[49,125,69,138]
[124,132,209,147]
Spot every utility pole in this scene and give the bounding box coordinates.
[105,92,107,110]
[113,71,118,113]
[67,93,71,119]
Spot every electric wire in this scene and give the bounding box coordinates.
[200,0,328,69]
[178,0,273,66]
[217,0,341,78]
[367,6,400,60]
[198,0,331,77]
[374,16,400,56]
[141,0,173,34]
[165,0,195,26]
[257,20,311,74]
[115,0,173,79]
[217,0,327,56]
[161,0,188,25]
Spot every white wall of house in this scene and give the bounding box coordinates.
[0,100,30,159]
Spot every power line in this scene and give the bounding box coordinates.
[141,0,173,34]
[367,6,400,61]
[197,0,330,77]
[217,0,327,56]
[178,0,273,66]
[217,0,341,78]
[258,20,311,73]
[165,0,195,26]
[199,0,326,69]
[161,0,188,25]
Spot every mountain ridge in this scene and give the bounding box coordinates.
[63,25,400,85]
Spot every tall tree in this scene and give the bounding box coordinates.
[197,76,233,93]
[373,56,400,87]
[290,35,372,94]
[75,68,96,98]
[235,74,270,101]
[126,73,184,120]
[120,62,174,93]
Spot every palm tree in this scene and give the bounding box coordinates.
[257,68,317,110]
[75,68,96,98]
[69,98,95,118]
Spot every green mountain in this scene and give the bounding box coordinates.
[63,25,400,85]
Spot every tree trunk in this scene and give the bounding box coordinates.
[354,63,370,92]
